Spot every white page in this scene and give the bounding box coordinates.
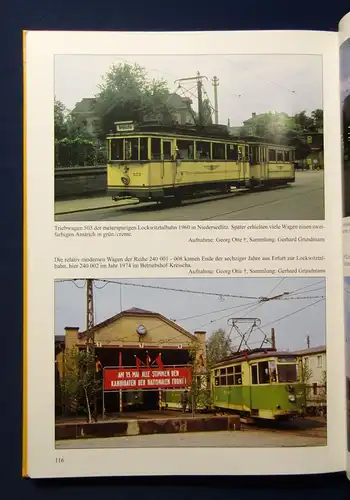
[24,28,344,479]
[339,10,350,481]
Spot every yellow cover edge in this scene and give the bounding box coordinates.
[22,29,28,479]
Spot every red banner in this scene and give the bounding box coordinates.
[104,367,192,391]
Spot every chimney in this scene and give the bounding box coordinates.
[194,331,207,370]
[228,118,231,127]
[252,112,256,118]
[271,328,276,349]
[64,326,80,351]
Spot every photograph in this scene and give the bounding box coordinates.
[54,54,324,222]
[54,277,327,450]
[341,39,350,218]
[345,277,350,451]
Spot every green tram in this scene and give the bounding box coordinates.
[211,349,305,421]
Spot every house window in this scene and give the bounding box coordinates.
[312,383,318,396]
[317,355,323,368]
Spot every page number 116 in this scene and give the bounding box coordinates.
[56,457,64,463]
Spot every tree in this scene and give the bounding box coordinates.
[94,62,170,136]
[299,359,312,413]
[60,346,102,423]
[54,98,69,140]
[187,329,233,414]
[206,328,233,367]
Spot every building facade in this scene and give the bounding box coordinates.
[55,307,206,415]
[295,345,326,414]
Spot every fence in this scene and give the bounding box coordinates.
[55,139,107,168]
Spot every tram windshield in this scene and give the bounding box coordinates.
[277,363,298,383]
[110,137,149,161]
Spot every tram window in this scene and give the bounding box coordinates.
[268,149,276,161]
[277,151,284,162]
[277,364,298,383]
[151,138,161,160]
[212,142,226,160]
[195,141,210,159]
[220,368,227,386]
[250,145,259,165]
[215,376,220,386]
[227,144,238,160]
[177,140,195,160]
[234,365,242,385]
[162,140,172,160]
[139,138,148,161]
[284,150,289,162]
[125,138,138,161]
[227,366,234,385]
[269,361,277,382]
[251,364,258,385]
[111,139,124,160]
[258,361,270,384]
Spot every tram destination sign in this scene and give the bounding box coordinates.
[104,367,192,391]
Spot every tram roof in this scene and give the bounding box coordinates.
[107,123,294,148]
[211,348,298,368]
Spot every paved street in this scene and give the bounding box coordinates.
[55,171,324,221]
[56,425,326,449]
[56,415,327,449]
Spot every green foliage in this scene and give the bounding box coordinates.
[94,62,171,136]
[187,329,233,412]
[60,347,102,422]
[55,137,107,167]
[240,109,323,159]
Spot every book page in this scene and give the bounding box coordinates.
[339,10,350,481]
[24,29,344,479]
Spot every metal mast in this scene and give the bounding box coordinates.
[174,72,208,127]
[212,76,219,124]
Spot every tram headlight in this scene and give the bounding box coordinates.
[288,395,296,403]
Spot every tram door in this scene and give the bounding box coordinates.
[260,146,268,180]
[162,140,172,183]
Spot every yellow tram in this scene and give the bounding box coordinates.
[107,121,296,204]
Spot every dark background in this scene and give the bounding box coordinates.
[3,0,350,497]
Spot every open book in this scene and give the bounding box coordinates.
[23,11,350,479]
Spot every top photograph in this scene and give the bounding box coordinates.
[54,53,324,222]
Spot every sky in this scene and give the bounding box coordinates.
[54,54,323,126]
[55,277,325,352]
[340,39,350,105]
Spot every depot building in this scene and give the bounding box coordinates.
[55,307,207,415]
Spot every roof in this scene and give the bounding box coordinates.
[293,345,326,356]
[78,306,197,341]
[212,348,297,368]
[71,98,97,114]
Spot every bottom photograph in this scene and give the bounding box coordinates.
[345,277,350,452]
[54,277,327,450]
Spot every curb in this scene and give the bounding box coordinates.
[55,204,117,216]
[55,415,241,440]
